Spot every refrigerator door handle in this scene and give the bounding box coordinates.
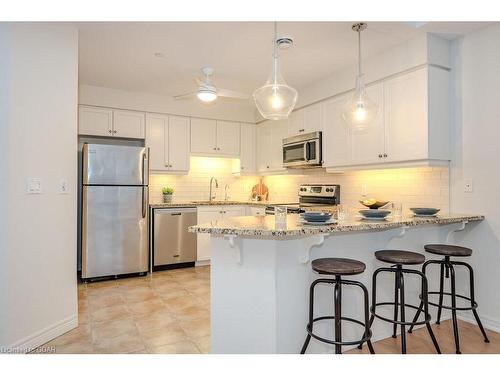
[142,186,148,218]
[142,148,149,186]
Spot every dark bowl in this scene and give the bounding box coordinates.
[302,212,333,222]
[359,209,391,218]
[410,207,440,216]
[359,200,389,209]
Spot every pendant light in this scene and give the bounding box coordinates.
[253,22,298,120]
[342,23,378,129]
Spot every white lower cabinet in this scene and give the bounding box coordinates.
[196,205,246,261]
[245,206,266,216]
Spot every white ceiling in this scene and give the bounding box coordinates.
[77,22,491,98]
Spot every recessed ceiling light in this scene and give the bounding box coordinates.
[154,52,165,58]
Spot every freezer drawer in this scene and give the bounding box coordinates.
[82,185,149,278]
[153,208,197,267]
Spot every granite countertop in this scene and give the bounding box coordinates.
[149,200,298,209]
[188,213,484,239]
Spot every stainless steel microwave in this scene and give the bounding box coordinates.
[282,131,322,168]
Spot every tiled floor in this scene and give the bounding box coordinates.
[35,266,211,354]
[33,265,499,354]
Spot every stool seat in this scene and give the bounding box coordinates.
[312,258,366,276]
[375,250,425,265]
[424,244,472,257]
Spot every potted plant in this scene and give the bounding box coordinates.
[162,187,174,203]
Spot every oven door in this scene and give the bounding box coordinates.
[283,138,321,168]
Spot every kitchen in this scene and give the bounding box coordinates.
[2,7,500,367]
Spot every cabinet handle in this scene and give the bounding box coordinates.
[217,147,220,151]
[267,166,270,169]
[113,130,117,134]
[383,153,387,158]
[108,129,112,134]
[241,166,244,169]
[378,154,383,158]
[299,129,305,132]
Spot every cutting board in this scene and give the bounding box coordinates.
[251,180,269,201]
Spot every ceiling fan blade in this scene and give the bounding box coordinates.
[217,88,250,100]
[194,77,203,86]
[173,92,197,100]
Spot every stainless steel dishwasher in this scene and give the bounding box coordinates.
[152,207,197,270]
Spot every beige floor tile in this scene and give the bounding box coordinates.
[148,340,201,354]
[133,309,176,332]
[78,312,90,324]
[90,304,131,323]
[93,332,146,354]
[88,294,124,309]
[122,288,158,304]
[92,317,138,341]
[54,338,96,354]
[154,288,191,299]
[162,295,202,312]
[141,323,189,348]
[171,306,210,322]
[46,324,91,346]
[179,318,210,338]
[192,335,210,354]
[126,299,166,317]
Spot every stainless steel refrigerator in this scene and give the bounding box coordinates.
[81,144,149,279]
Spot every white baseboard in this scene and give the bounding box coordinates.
[195,259,210,267]
[7,314,78,353]
[458,312,500,333]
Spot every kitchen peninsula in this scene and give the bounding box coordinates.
[190,213,484,354]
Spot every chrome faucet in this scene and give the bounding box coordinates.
[209,177,219,202]
[224,184,230,201]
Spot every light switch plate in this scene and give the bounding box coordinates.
[58,179,69,194]
[27,178,42,194]
[464,178,473,193]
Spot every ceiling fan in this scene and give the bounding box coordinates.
[173,67,249,103]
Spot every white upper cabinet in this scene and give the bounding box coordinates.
[190,118,217,154]
[321,94,351,168]
[113,110,145,139]
[78,106,113,136]
[235,123,256,174]
[216,121,240,156]
[146,113,190,173]
[350,83,385,165]
[257,120,287,173]
[168,116,191,172]
[190,118,240,157]
[324,65,450,171]
[256,122,272,172]
[384,68,428,162]
[78,106,145,139]
[288,103,322,136]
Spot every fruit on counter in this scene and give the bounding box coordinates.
[359,198,389,209]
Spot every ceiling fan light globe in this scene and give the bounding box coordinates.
[197,90,217,102]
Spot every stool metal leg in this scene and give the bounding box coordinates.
[422,270,441,354]
[392,270,400,338]
[452,260,490,343]
[398,268,407,354]
[357,267,379,350]
[334,276,342,354]
[300,279,317,354]
[449,263,461,354]
[436,262,445,324]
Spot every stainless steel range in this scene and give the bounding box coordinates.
[265,184,340,214]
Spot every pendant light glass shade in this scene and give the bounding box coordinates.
[342,23,378,130]
[253,22,298,120]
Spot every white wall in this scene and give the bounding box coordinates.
[0,24,79,351]
[79,84,256,123]
[450,23,500,331]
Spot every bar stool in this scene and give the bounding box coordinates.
[358,250,441,354]
[408,244,489,354]
[300,257,374,354]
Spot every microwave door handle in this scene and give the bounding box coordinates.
[304,142,310,162]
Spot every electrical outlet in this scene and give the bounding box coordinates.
[59,179,69,194]
[27,178,42,194]
[464,178,473,193]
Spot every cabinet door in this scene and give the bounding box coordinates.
[223,206,246,218]
[145,113,168,171]
[269,119,288,170]
[78,106,113,136]
[303,103,323,133]
[168,116,190,172]
[197,208,223,261]
[350,83,385,165]
[216,121,240,156]
[322,94,351,167]
[288,109,304,135]
[239,123,256,173]
[113,110,145,139]
[191,118,217,154]
[384,68,428,162]
[256,122,272,172]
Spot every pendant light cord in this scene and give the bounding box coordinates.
[358,28,362,78]
[273,21,278,85]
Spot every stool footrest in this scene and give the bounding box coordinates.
[421,292,478,311]
[371,302,431,326]
[306,315,372,347]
